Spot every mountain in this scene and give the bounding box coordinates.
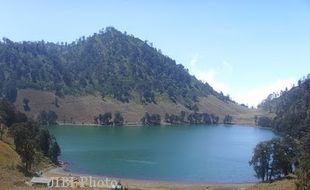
[257,75,310,189]
[258,75,310,138]
[0,27,261,125]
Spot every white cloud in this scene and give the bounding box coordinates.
[189,53,200,67]
[195,70,230,94]
[188,54,297,107]
[233,78,296,107]
[188,55,232,94]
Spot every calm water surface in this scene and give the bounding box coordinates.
[49,125,275,183]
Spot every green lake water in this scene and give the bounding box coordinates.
[48,124,275,183]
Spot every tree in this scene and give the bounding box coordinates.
[223,115,233,124]
[15,112,28,123]
[55,86,64,98]
[164,113,170,123]
[38,111,48,125]
[249,141,272,182]
[54,97,59,108]
[141,112,150,125]
[250,138,298,182]
[296,135,310,190]
[187,112,202,124]
[141,112,161,125]
[210,114,219,124]
[254,115,258,125]
[47,111,58,124]
[113,112,124,126]
[11,122,37,172]
[202,113,211,124]
[38,111,58,125]
[141,88,156,104]
[98,112,112,125]
[0,122,5,140]
[150,114,161,125]
[49,139,61,164]
[0,99,61,171]
[38,128,52,155]
[256,116,272,128]
[165,113,182,124]
[192,104,199,112]
[4,83,17,102]
[23,98,30,112]
[180,111,186,123]
[0,109,6,140]
[271,138,297,178]
[165,111,219,125]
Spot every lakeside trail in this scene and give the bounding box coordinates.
[43,167,296,190]
[44,167,253,190]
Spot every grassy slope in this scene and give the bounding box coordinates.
[248,180,296,190]
[0,140,27,189]
[0,141,19,167]
[14,89,268,125]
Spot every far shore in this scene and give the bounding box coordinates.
[44,166,255,190]
[56,122,143,127]
[55,121,262,128]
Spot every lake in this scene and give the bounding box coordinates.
[49,124,275,183]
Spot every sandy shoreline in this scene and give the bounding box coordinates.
[44,166,254,190]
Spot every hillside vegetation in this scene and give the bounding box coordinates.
[0,27,229,106]
[0,27,259,125]
[251,75,310,189]
[258,75,310,138]
[0,99,60,173]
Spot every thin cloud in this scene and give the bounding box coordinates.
[188,55,296,108]
[189,54,200,67]
[233,78,296,107]
[188,54,231,95]
[196,70,230,94]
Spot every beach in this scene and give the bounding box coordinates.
[44,166,253,190]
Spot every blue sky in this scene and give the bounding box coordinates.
[0,0,309,106]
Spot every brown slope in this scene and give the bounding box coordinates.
[14,89,265,125]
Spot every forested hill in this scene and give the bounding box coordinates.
[256,75,310,188]
[258,75,310,138]
[0,27,257,125]
[0,27,229,106]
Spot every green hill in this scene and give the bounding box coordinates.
[0,27,258,125]
[257,75,310,189]
[258,75,310,138]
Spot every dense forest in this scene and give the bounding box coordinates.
[0,99,61,173]
[164,111,220,125]
[251,75,310,189]
[94,111,124,126]
[0,27,231,109]
[258,75,310,139]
